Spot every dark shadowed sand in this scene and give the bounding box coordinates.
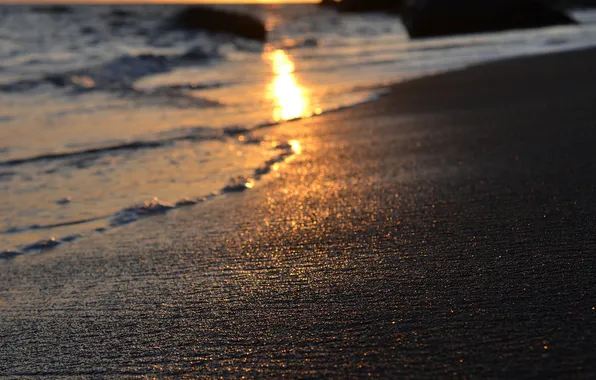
[2,47,596,378]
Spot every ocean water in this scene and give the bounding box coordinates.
[2,3,596,255]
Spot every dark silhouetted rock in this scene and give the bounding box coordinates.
[549,0,596,8]
[168,6,267,42]
[402,0,577,39]
[319,0,338,7]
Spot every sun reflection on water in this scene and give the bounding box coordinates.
[289,139,302,155]
[267,49,309,122]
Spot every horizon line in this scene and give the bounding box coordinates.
[1,0,319,4]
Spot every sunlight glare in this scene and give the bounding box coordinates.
[289,139,302,155]
[267,50,309,121]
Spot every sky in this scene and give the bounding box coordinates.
[10,0,318,3]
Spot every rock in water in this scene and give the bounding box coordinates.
[319,0,337,7]
[401,0,577,39]
[168,6,267,41]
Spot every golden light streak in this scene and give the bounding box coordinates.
[267,49,309,122]
[289,139,302,155]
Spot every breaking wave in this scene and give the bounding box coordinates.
[0,47,223,95]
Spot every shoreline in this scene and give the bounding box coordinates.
[3,42,591,255]
[3,45,596,376]
[3,42,593,255]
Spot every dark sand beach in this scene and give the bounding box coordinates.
[2,47,596,377]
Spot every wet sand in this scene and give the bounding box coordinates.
[2,47,596,377]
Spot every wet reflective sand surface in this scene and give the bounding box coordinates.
[2,48,596,377]
[4,4,596,254]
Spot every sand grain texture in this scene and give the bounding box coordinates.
[2,48,596,378]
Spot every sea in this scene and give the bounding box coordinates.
[2,3,596,255]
